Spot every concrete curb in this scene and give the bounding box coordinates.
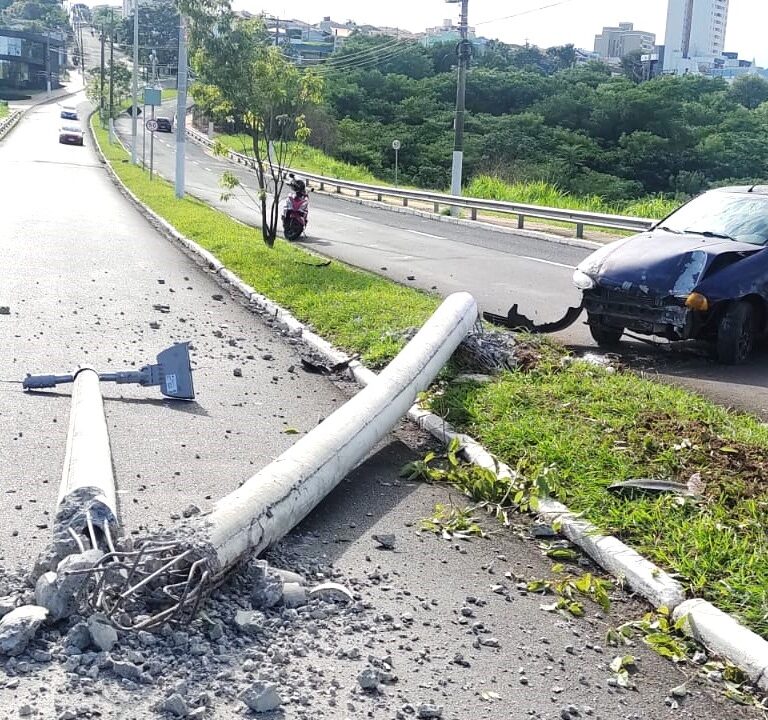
[673,600,768,691]
[184,130,605,252]
[0,109,23,142]
[91,111,768,690]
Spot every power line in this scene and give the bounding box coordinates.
[474,0,580,27]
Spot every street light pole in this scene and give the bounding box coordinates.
[447,0,470,214]
[174,14,188,199]
[131,0,139,165]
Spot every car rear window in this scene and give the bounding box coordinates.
[62,126,81,132]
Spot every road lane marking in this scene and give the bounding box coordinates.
[406,229,446,240]
[336,212,362,220]
[518,256,576,270]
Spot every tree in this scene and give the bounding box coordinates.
[191,14,323,247]
[620,50,645,84]
[85,61,131,118]
[0,0,67,31]
[118,0,179,77]
[729,75,768,110]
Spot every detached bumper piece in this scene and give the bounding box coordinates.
[483,303,584,334]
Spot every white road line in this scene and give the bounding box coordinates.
[518,256,576,270]
[336,212,362,220]
[406,229,446,240]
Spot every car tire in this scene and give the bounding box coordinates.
[589,318,624,348]
[716,301,756,364]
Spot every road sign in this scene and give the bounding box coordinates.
[143,87,162,107]
[145,119,159,132]
[392,139,401,151]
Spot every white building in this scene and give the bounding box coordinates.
[422,18,476,47]
[593,22,656,60]
[663,0,730,74]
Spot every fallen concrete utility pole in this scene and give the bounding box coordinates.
[72,293,479,629]
[33,369,121,622]
[57,368,119,554]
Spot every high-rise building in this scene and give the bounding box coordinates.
[593,22,656,60]
[663,0,729,73]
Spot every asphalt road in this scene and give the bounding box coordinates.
[115,108,768,418]
[1,94,761,719]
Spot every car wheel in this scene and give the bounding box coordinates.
[716,300,756,364]
[588,317,624,348]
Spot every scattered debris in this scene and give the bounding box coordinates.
[483,303,583,334]
[300,354,358,375]
[308,582,354,604]
[239,682,282,713]
[372,533,396,550]
[233,367,243,377]
[0,306,10,315]
[608,478,699,498]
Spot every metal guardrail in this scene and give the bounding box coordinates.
[0,109,23,142]
[186,126,656,239]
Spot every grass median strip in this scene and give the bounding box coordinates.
[92,116,438,365]
[94,114,768,640]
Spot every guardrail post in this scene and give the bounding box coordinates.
[319,181,325,191]
[433,202,439,214]
[377,193,382,202]
[576,223,585,239]
[336,185,342,194]
[403,198,408,207]
[517,215,525,229]
[355,189,360,197]
[471,208,477,221]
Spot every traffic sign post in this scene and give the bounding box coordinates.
[145,118,159,180]
[392,139,401,186]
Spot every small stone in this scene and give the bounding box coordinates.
[261,353,273,361]
[281,582,307,608]
[211,294,224,301]
[417,704,442,719]
[480,637,500,648]
[358,668,380,692]
[182,504,201,518]
[0,605,48,656]
[233,368,243,378]
[372,533,396,550]
[112,660,142,681]
[460,607,474,617]
[207,620,224,641]
[234,610,264,633]
[0,596,17,618]
[0,307,10,315]
[65,622,91,650]
[239,681,282,713]
[88,614,118,652]
[18,705,31,717]
[164,693,189,717]
[670,684,688,699]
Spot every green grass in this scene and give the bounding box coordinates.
[91,115,438,365]
[433,354,768,638]
[214,133,680,221]
[94,112,768,639]
[467,175,679,220]
[217,133,381,183]
[0,101,8,119]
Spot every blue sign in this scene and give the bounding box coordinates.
[143,87,162,107]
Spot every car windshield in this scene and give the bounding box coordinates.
[660,192,768,246]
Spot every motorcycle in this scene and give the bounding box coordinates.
[281,175,309,241]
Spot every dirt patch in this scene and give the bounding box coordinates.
[632,413,768,503]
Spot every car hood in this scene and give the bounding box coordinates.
[577,230,764,296]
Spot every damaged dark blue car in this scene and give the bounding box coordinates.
[574,186,768,364]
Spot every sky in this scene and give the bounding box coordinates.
[231,0,768,67]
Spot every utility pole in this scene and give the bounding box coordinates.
[446,0,470,215]
[99,25,105,123]
[45,31,51,96]
[131,0,139,165]
[109,7,115,142]
[79,19,85,75]
[175,14,188,199]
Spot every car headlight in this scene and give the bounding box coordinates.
[573,270,596,290]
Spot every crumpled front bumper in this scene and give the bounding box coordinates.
[583,287,701,340]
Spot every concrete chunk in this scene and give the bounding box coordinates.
[0,605,48,656]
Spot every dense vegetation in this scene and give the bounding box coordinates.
[307,37,768,203]
[0,0,68,32]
